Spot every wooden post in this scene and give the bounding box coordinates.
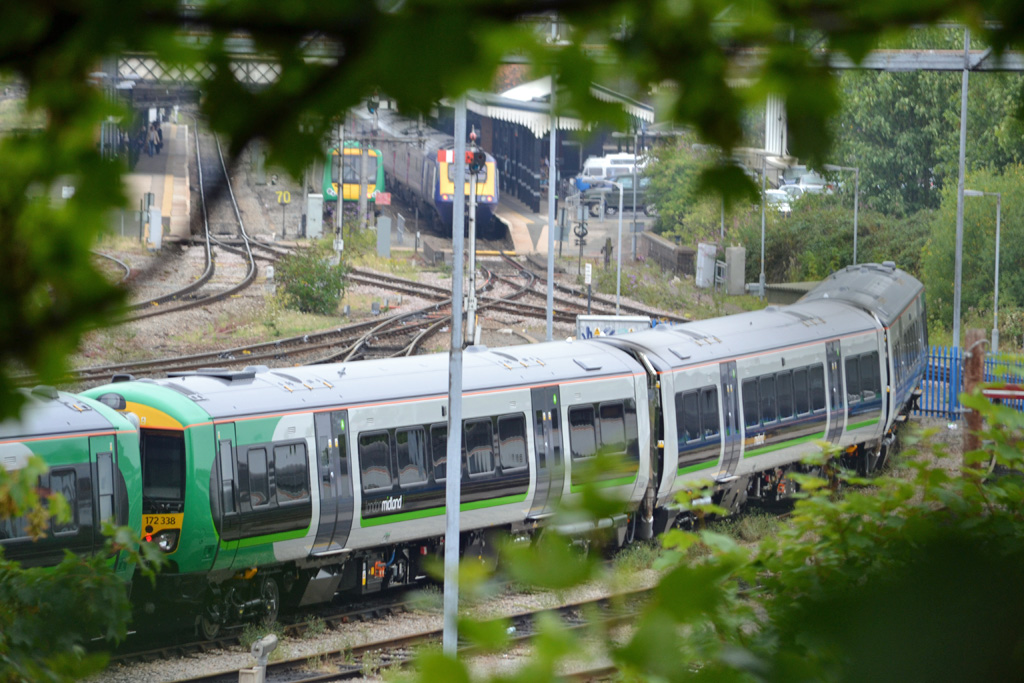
[963,328,986,461]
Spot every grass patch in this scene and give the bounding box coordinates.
[709,508,781,544]
[408,585,444,614]
[566,257,766,321]
[352,252,422,280]
[239,621,287,660]
[613,539,663,574]
[304,616,328,637]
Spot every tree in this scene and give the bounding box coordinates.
[921,165,1024,335]
[274,241,350,316]
[832,29,1024,217]
[4,0,1024,421]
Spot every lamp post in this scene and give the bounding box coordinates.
[759,155,766,300]
[963,189,1002,351]
[823,164,860,265]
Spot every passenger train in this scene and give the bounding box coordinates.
[1,262,927,638]
[322,141,385,207]
[361,109,502,240]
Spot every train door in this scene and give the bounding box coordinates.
[718,362,742,476]
[90,436,117,555]
[312,410,354,554]
[826,341,846,444]
[211,423,238,571]
[528,386,563,519]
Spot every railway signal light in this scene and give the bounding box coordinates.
[468,150,486,174]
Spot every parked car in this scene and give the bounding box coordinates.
[795,171,835,194]
[765,189,792,216]
[580,173,656,217]
[781,184,805,202]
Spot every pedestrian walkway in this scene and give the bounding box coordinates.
[123,121,190,241]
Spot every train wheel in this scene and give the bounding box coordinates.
[260,576,280,626]
[198,605,222,640]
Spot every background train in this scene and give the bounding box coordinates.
[1,263,926,638]
[322,141,385,208]
[360,109,503,240]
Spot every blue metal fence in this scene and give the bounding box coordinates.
[914,346,1024,419]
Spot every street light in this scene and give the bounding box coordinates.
[963,189,1002,351]
[823,164,860,265]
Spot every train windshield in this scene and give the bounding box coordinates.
[141,429,186,513]
[338,153,379,184]
[447,163,489,184]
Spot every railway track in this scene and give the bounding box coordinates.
[122,123,258,322]
[513,252,690,323]
[154,588,652,683]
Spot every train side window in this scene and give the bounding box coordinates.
[430,424,447,482]
[497,415,528,472]
[396,428,428,487]
[742,379,759,428]
[777,372,794,420]
[49,469,79,534]
[219,440,236,514]
[701,387,720,438]
[359,432,393,491]
[568,406,597,460]
[247,448,270,507]
[759,376,777,423]
[861,352,880,399]
[464,419,494,477]
[845,356,861,403]
[599,402,627,456]
[793,368,809,415]
[677,391,700,442]
[274,443,309,503]
[97,452,115,523]
[810,365,826,411]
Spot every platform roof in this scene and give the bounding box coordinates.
[465,76,654,138]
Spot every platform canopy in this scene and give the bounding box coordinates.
[465,75,654,138]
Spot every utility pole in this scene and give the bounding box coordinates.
[443,95,468,659]
[466,131,480,346]
[334,119,343,262]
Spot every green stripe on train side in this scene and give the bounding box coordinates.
[677,460,718,476]
[847,416,880,430]
[744,431,826,458]
[236,527,310,548]
[359,492,528,528]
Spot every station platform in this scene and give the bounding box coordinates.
[124,121,190,241]
[495,190,649,261]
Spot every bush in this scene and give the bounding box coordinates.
[275,241,350,315]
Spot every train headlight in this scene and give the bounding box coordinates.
[153,529,180,553]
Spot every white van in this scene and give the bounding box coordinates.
[579,153,643,182]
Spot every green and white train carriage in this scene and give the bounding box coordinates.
[84,339,649,635]
[0,387,142,582]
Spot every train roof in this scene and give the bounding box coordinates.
[0,387,133,440]
[798,262,924,327]
[101,339,643,423]
[595,297,878,373]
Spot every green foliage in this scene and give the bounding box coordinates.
[411,397,1024,682]
[921,166,1024,341]
[729,191,931,284]
[275,241,350,315]
[0,458,163,682]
